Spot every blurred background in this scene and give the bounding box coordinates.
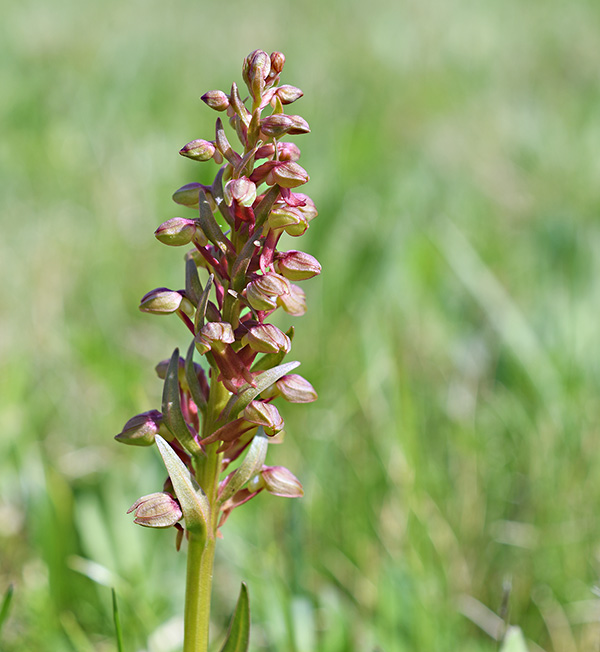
[2,0,600,649]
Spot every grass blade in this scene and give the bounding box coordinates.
[219,583,250,652]
[0,584,14,634]
[112,588,125,652]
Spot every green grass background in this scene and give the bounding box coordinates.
[2,0,600,649]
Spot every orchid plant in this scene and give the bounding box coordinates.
[115,50,319,652]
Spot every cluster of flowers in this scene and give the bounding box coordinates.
[116,50,319,543]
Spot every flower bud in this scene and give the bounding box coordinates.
[246,273,290,312]
[286,115,311,135]
[127,492,183,528]
[276,374,318,403]
[274,250,321,280]
[224,177,257,208]
[266,161,309,188]
[201,90,230,111]
[154,218,197,246]
[195,321,235,354]
[242,323,291,353]
[179,139,217,162]
[276,85,303,105]
[261,466,303,498]
[246,50,271,99]
[270,52,285,75]
[294,193,318,221]
[255,143,276,159]
[172,182,203,208]
[243,401,284,435]
[139,288,191,315]
[277,142,301,162]
[277,283,306,316]
[260,114,295,138]
[267,205,308,235]
[115,410,164,446]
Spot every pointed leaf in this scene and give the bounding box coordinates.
[155,435,210,536]
[111,589,124,652]
[194,274,214,331]
[219,429,268,504]
[219,583,250,652]
[222,360,300,420]
[229,82,250,126]
[215,117,242,166]
[211,167,235,229]
[0,584,14,635]
[162,348,203,456]
[185,256,203,307]
[185,340,207,414]
[246,109,261,150]
[198,188,233,256]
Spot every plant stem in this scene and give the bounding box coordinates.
[183,378,230,651]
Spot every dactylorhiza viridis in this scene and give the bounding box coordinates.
[115,50,319,652]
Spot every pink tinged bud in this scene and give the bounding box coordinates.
[270,52,286,75]
[261,466,304,498]
[255,143,276,159]
[266,161,309,189]
[294,193,318,221]
[154,218,197,246]
[246,50,271,99]
[115,410,163,446]
[243,401,284,435]
[276,374,318,403]
[195,321,235,354]
[277,283,306,316]
[127,492,183,528]
[276,85,304,105]
[172,182,203,209]
[179,139,216,162]
[241,323,291,354]
[277,142,301,162]
[201,90,230,111]
[246,273,291,311]
[139,288,194,315]
[274,250,321,280]
[224,177,257,208]
[267,205,308,235]
[286,115,311,135]
[260,114,295,139]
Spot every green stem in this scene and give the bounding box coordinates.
[183,378,230,652]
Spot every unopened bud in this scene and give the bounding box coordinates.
[242,323,291,353]
[246,273,290,311]
[270,52,285,75]
[224,177,257,207]
[276,85,303,105]
[243,401,284,435]
[179,139,217,162]
[277,142,301,162]
[127,492,183,528]
[266,161,309,188]
[155,218,197,246]
[276,374,318,403]
[277,283,306,316]
[267,205,308,236]
[195,321,235,354]
[201,90,230,112]
[260,114,295,139]
[286,115,310,135]
[139,288,190,315]
[261,466,303,498]
[246,50,271,100]
[172,182,203,208]
[115,410,164,446]
[274,250,321,280]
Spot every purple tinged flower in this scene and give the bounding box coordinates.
[243,401,284,435]
[277,283,306,316]
[172,182,204,208]
[195,321,235,354]
[276,374,318,403]
[179,139,217,161]
[277,142,301,162]
[265,161,309,189]
[246,273,291,311]
[260,466,304,498]
[154,218,197,246]
[224,177,257,208]
[260,114,296,139]
[139,288,194,316]
[270,51,285,75]
[241,323,291,353]
[201,90,230,111]
[274,250,321,280]
[127,492,183,528]
[276,85,304,105]
[115,410,165,446]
